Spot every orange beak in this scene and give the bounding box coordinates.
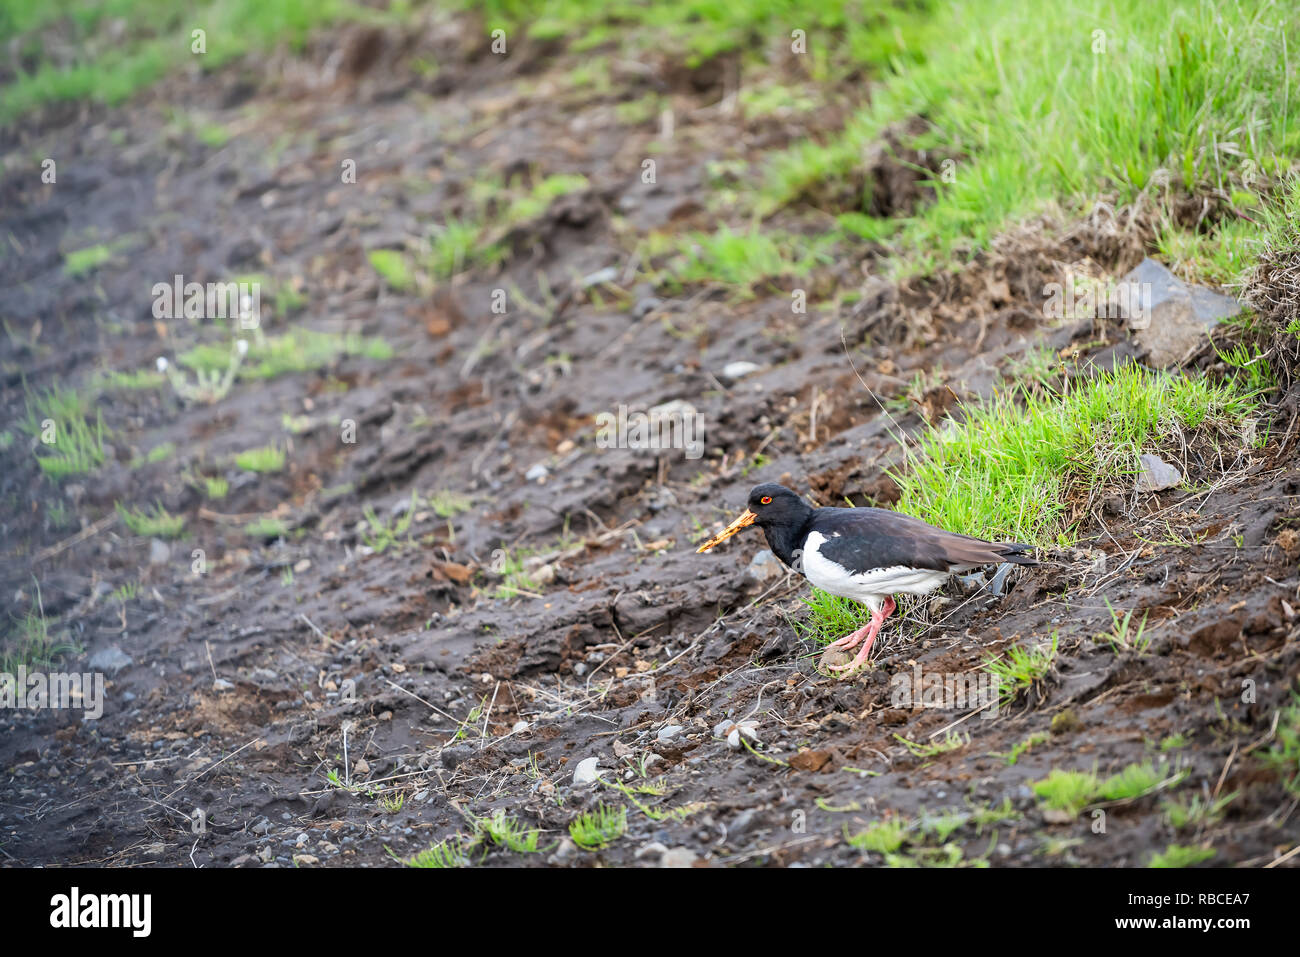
[696,508,757,553]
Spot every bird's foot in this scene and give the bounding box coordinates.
[828,621,874,652]
[828,621,881,673]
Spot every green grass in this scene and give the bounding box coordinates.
[428,172,588,277]
[62,243,116,277]
[982,634,1057,706]
[0,586,79,674]
[1099,600,1152,656]
[1149,844,1215,868]
[22,384,107,481]
[178,327,392,381]
[1031,768,1100,817]
[991,730,1050,766]
[0,0,369,123]
[1261,692,1300,795]
[789,588,868,647]
[361,493,417,553]
[669,227,835,294]
[200,476,229,499]
[490,548,541,599]
[428,489,473,518]
[1033,760,1184,817]
[568,803,627,850]
[235,444,285,473]
[367,249,415,292]
[244,516,288,539]
[402,836,472,868]
[1162,791,1237,830]
[846,818,908,854]
[893,364,1259,544]
[754,0,1297,274]
[471,809,542,853]
[115,501,185,538]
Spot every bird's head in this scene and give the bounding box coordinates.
[696,483,811,552]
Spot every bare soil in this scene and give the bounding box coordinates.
[2,18,1299,868]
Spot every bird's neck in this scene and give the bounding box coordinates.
[763,513,814,569]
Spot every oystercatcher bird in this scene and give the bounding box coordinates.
[697,483,1035,672]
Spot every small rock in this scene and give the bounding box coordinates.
[635,841,668,860]
[292,854,320,866]
[721,361,761,380]
[212,678,234,692]
[656,725,684,743]
[293,558,312,573]
[511,720,530,734]
[659,848,699,868]
[1123,258,1242,367]
[353,758,370,775]
[745,549,784,585]
[148,538,171,566]
[581,266,619,287]
[525,463,549,482]
[572,756,600,787]
[1135,453,1182,493]
[633,296,663,318]
[88,646,133,673]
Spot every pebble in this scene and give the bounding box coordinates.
[525,463,549,482]
[657,725,684,743]
[212,678,234,692]
[511,720,530,733]
[659,848,699,868]
[572,756,600,787]
[635,841,668,860]
[721,361,761,380]
[88,646,133,673]
[1135,453,1182,492]
[148,538,171,566]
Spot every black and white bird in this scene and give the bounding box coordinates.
[696,483,1035,672]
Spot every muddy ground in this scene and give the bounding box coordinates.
[2,15,1299,868]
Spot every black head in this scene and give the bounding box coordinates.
[746,484,813,528]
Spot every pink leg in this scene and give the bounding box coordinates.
[829,597,896,672]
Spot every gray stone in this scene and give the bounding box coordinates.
[88,646,133,673]
[745,549,784,585]
[572,756,600,787]
[1135,453,1182,492]
[656,725,684,743]
[1122,258,1242,367]
[148,538,171,566]
[721,361,761,381]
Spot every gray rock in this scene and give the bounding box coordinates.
[88,646,133,673]
[633,297,663,318]
[525,463,549,482]
[656,725,685,743]
[580,266,619,288]
[659,848,699,868]
[1122,258,1242,367]
[212,678,235,692]
[721,361,761,380]
[148,538,171,566]
[1135,453,1182,492]
[635,841,668,860]
[745,549,784,585]
[572,756,600,787]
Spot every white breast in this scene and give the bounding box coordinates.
[800,531,950,612]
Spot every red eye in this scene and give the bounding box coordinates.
[760,496,772,505]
